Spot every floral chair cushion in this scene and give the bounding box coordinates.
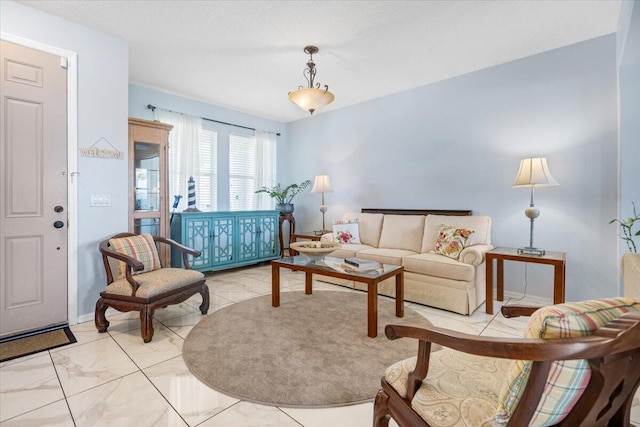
[386,349,511,427]
[495,297,640,426]
[109,233,161,279]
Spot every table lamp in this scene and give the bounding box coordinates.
[310,175,333,234]
[513,157,558,256]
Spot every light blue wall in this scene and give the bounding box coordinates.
[128,84,288,211]
[617,0,640,280]
[1,1,129,319]
[287,35,619,302]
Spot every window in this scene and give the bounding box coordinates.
[229,133,256,211]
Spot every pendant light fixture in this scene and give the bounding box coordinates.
[288,46,335,115]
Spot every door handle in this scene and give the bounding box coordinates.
[53,221,65,229]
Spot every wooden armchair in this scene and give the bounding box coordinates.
[95,233,209,342]
[374,298,640,427]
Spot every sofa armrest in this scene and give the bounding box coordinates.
[459,244,493,266]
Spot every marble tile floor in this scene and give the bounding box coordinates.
[1,264,638,426]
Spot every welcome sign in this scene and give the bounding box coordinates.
[79,137,123,160]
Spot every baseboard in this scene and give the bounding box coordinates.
[76,312,94,324]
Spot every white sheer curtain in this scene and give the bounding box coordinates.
[154,109,201,211]
[253,130,277,209]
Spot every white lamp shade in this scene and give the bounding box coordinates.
[513,157,559,188]
[311,175,333,193]
[288,88,335,113]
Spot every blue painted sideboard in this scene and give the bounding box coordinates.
[170,210,280,272]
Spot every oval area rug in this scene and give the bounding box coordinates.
[183,290,433,407]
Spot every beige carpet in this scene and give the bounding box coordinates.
[183,290,433,407]
[0,327,76,362]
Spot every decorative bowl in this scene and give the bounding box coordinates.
[289,241,340,255]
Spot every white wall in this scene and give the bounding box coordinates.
[1,1,129,318]
[287,35,619,302]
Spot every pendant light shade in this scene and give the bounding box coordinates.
[288,46,335,115]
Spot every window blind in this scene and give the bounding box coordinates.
[197,126,218,210]
[229,133,256,211]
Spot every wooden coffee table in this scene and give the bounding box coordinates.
[271,256,404,338]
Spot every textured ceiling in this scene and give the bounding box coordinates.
[19,0,622,123]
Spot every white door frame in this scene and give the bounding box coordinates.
[1,32,79,325]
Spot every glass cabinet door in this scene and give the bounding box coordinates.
[134,142,160,212]
[128,118,173,266]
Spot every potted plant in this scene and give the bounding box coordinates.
[255,180,311,214]
[610,202,640,253]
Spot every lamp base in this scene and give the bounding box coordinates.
[518,247,546,256]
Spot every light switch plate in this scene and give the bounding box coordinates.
[91,194,112,207]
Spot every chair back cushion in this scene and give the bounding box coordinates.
[109,234,161,279]
[496,297,640,426]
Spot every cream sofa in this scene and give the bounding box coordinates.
[321,210,492,315]
[623,252,640,298]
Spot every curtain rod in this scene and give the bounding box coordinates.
[146,104,281,136]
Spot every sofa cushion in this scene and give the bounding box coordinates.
[104,268,205,299]
[378,215,425,253]
[328,244,375,259]
[434,225,474,260]
[423,215,491,254]
[496,297,640,426]
[356,248,418,266]
[343,212,384,247]
[403,253,475,282]
[386,349,511,426]
[109,233,161,279]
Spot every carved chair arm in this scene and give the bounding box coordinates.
[153,236,201,270]
[99,240,144,295]
[99,241,144,274]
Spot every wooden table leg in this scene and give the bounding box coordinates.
[305,272,313,295]
[395,271,404,318]
[486,256,494,315]
[554,262,565,303]
[272,264,280,307]
[368,282,378,338]
[497,259,504,302]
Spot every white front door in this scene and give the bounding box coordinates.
[0,40,68,338]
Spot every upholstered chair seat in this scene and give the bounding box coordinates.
[385,351,510,426]
[104,268,205,299]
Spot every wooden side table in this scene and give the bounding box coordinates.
[289,231,322,256]
[485,247,566,314]
[279,213,295,258]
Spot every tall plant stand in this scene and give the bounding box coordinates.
[279,213,295,257]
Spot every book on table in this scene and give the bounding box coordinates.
[344,258,380,268]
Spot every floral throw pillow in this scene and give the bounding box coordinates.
[433,225,474,259]
[333,221,361,244]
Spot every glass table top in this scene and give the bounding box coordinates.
[275,255,402,278]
